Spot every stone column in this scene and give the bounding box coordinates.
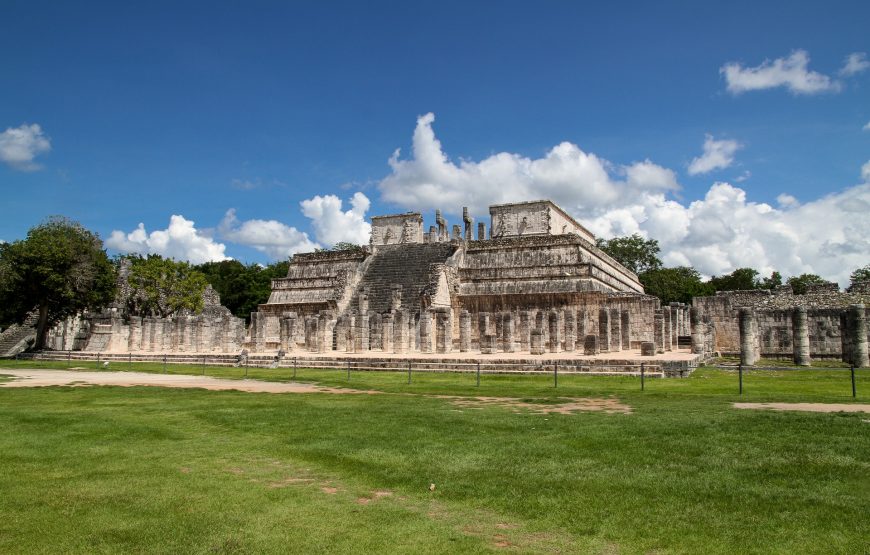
[690,307,704,355]
[502,312,515,353]
[620,310,630,351]
[357,313,370,352]
[128,316,142,351]
[463,207,473,241]
[563,310,575,352]
[391,311,406,354]
[420,310,433,353]
[792,306,811,366]
[478,312,490,352]
[144,318,155,352]
[319,312,332,352]
[382,314,394,353]
[494,313,504,352]
[459,310,471,352]
[654,311,665,354]
[519,311,531,352]
[583,334,599,355]
[846,304,868,368]
[609,308,622,352]
[536,310,549,347]
[530,329,545,355]
[670,304,680,348]
[435,310,451,353]
[576,309,587,350]
[662,306,674,351]
[548,310,561,353]
[738,308,759,366]
[598,308,611,353]
[477,222,486,241]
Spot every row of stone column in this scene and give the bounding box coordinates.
[126,315,246,353]
[738,304,868,366]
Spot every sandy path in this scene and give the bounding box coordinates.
[733,402,870,413]
[0,369,378,394]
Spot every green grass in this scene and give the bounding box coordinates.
[0,362,868,553]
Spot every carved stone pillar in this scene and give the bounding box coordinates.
[598,308,611,353]
[519,311,531,352]
[610,308,622,352]
[502,312,514,353]
[459,310,471,352]
[548,310,560,353]
[128,316,142,351]
[738,308,759,366]
[563,310,575,352]
[530,329,545,355]
[620,310,630,350]
[584,334,598,355]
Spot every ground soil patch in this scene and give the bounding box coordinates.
[0,369,378,395]
[437,395,631,414]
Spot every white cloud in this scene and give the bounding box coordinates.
[840,52,869,76]
[218,209,318,259]
[376,113,870,286]
[378,112,675,216]
[720,50,840,95]
[107,215,230,264]
[300,192,372,246]
[863,121,870,131]
[0,123,51,171]
[687,134,743,175]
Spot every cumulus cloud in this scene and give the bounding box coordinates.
[0,123,52,171]
[863,121,870,131]
[300,192,372,246]
[107,215,230,264]
[379,112,675,216]
[840,52,869,76]
[218,209,318,259]
[688,134,743,175]
[720,50,840,95]
[376,113,870,285]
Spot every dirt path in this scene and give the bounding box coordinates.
[0,369,378,394]
[733,402,870,413]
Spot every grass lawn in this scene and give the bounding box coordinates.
[0,362,868,554]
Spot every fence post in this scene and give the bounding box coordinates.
[407,360,412,384]
[163,355,167,374]
[347,359,351,381]
[641,362,645,391]
[244,360,248,379]
[128,352,132,371]
[554,361,558,388]
[738,364,743,395]
[202,356,206,376]
[476,362,480,387]
[67,350,71,368]
[851,365,856,398]
[293,356,297,379]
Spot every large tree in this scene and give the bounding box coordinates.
[849,264,870,285]
[786,273,827,294]
[707,267,761,292]
[123,255,209,317]
[0,217,116,348]
[195,259,289,321]
[596,234,662,274]
[639,266,713,305]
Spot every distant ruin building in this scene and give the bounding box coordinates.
[33,198,869,367]
[250,200,677,355]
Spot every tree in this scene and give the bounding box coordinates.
[760,271,783,290]
[596,234,662,274]
[850,264,870,284]
[195,259,289,321]
[639,266,713,305]
[123,255,209,317]
[707,268,761,292]
[786,273,827,295]
[0,217,116,348]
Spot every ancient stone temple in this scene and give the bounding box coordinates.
[252,200,690,356]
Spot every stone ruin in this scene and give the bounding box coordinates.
[693,282,870,367]
[249,200,697,357]
[27,199,869,371]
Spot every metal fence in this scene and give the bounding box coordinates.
[710,364,864,397]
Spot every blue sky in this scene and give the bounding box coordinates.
[1,1,869,283]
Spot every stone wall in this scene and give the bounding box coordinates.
[694,287,870,360]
